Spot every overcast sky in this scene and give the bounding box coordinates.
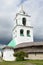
[0,0,43,45]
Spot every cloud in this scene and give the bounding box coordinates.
[3,0,14,6]
[18,0,27,6]
[0,0,20,13]
[0,0,43,45]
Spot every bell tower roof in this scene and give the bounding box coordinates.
[16,5,31,18]
[19,5,26,14]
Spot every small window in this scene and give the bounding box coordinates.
[22,18,26,26]
[27,30,30,37]
[20,29,24,36]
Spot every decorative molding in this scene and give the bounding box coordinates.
[16,13,31,17]
[17,25,33,28]
[12,25,33,31]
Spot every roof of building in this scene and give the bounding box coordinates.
[2,46,14,49]
[2,42,43,50]
[8,39,16,47]
[14,42,43,49]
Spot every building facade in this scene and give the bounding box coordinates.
[14,42,43,60]
[13,7,33,45]
[3,47,16,61]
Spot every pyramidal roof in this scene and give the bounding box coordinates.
[16,5,31,17]
[16,5,26,14]
[8,39,16,47]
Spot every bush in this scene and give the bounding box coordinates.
[14,51,28,61]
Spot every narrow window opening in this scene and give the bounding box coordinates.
[20,29,24,36]
[27,30,30,37]
[22,18,26,26]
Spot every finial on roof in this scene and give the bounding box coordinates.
[21,4,23,12]
[20,4,25,14]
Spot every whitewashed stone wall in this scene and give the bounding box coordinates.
[25,54,43,60]
[3,49,16,61]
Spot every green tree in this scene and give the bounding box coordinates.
[14,51,28,61]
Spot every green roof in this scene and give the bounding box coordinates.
[8,39,16,47]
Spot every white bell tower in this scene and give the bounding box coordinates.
[13,5,33,45]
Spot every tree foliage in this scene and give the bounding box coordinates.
[14,51,28,61]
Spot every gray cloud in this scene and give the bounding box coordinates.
[0,0,43,45]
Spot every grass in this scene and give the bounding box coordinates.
[0,60,43,65]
